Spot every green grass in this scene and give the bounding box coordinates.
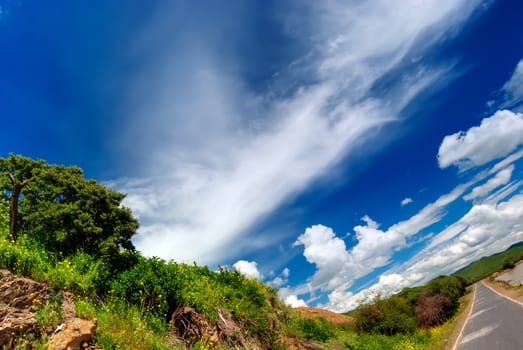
[75,298,180,350]
[322,325,448,350]
[0,196,492,350]
[453,241,523,284]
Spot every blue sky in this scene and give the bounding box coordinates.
[1,0,523,311]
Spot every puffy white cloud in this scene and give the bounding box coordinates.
[291,147,523,312]
[401,197,413,206]
[351,222,404,268]
[437,110,523,170]
[233,260,261,280]
[291,182,473,306]
[111,0,482,265]
[294,225,350,290]
[285,295,308,308]
[464,165,514,201]
[323,272,423,312]
[333,192,523,312]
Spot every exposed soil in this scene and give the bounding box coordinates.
[295,307,353,325]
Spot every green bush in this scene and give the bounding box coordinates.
[297,317,335,342]
[44,252,109,295]
[110,257,283,347]
[355,297,416,335]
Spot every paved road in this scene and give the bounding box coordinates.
[456,282,523,350]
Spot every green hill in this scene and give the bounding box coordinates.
[1,155,506,350]
[452,241,523,284]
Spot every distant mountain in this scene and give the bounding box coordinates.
[452,241,523,284]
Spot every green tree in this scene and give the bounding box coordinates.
[0,155,45,241]
[0,154,138,261]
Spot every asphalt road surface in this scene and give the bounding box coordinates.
[456,282,523,350]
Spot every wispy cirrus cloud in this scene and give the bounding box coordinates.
[112,1,482,265]
[500,58,523,110]
[463,165,515,201]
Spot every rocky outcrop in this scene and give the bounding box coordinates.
[47,318,97,350]
[0,270,97,349]
[171,306,257,349]
[0,269,50,347]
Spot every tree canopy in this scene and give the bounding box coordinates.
[0,154,138,260]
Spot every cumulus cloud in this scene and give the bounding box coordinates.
[292,190,459,300]
[285,295,308,308]
[291,147,523,312]
[464,165,514,201]
[233,260,261,279]
[321,192,523,312]
[437,110,523,170]
[294,225,350,290]
[401,197,413,206]
[111,0,482,265]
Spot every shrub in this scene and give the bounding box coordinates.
[110,256,178,318]
[355,297,416,335]
[425,276,466,301]
[415,294,453,328]
[44,252,109,295]
[296,317,335,342]
[503,262,515,270]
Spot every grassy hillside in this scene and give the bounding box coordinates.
[0,155,496,349]
[452,241,523,284]
[0,195,462,350]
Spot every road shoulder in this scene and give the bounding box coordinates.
[446,284,476,350]
[482,278,523,305]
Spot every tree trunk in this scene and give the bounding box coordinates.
[7,174,27,241]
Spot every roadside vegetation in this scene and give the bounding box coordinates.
[0,154,518,349]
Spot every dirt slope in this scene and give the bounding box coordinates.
[295,307,353,325]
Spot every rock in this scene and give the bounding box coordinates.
[0,269,50,346]
[47,318,97,350]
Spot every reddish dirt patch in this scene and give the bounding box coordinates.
[295,307,353,325]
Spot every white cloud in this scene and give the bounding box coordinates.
[327,192,523,312]
[464,165,514,201]
[294,225,350,290]
[112,1,483,265]
[233,260,261,280]
[437,110,523,170]
[500,59,523,109]
[292,186,465,300]
[270,277,286,287]
[285,295,308,308]
[270,267,291,287]
[401,197,413,206]
[351,220,404,269]
[290,147,522,312]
